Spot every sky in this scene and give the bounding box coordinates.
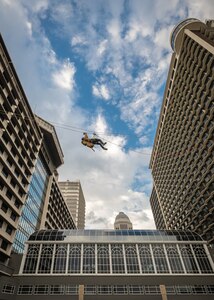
[0,0,213,230]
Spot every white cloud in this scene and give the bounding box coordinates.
[52,60,76,91]
[71,35,87,46]
[97,39,108,56]
[92,83,110,100]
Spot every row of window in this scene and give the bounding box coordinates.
[0,57,40,148]
[46,179,76,229]
[22,243,213,275]
[3,284,214,295]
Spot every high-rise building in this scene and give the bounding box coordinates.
[114,212,133,230]
[59,180,86,229]
[149,19,214,244]
[0,34,75,264]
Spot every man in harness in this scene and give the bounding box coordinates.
[81,133,108,151]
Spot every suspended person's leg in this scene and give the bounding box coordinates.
[99,144,108,150]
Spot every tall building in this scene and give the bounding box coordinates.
[59,180,86,229]
[0,229,214,299]
[114,212,133,230]
[149,19,214,244]
[0,34,75,264]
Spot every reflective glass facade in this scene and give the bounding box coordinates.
[13,158,49,253]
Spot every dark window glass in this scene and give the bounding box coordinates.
[68,245,81,273]
[1,202,8,213]
[1,239,8,250]
[6,225,13,235]
[97,245,110,273]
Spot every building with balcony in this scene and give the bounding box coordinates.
[0,33,75,267]
[149,19,214,244]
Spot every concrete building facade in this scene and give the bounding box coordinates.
[0,34,75,265]
[149,19,214,244]
[59,180,85,229]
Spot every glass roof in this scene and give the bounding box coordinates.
[28,229,204,242]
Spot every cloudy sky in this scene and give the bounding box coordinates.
[0,0,213,229]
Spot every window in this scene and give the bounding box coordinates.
[192,245,213,273]
[10,211,16,221]
[111,244,125,273]
[17,285,33,295]
[6,190,12,200]
[14,199,20,208]
[138,245,155,273]
[129,285,144,294]
[23,245,39,273]
[53,245,67,273]
[166,245,184,273]
[68,245,81,273]
[65,285,78,295]
[97,244,110,273]
[192,285,207,294]
[83,244,95,273]
[152,245,169,273]
[113,285,128,294]
[97,285,112,294]
[179,245,199,273]
[10,179,16,188]
[125,244,140,273]
[145,285,160,294]
[6,225,13,235]
[84,285,96,295]
[176,285,191,294]
[1,202,8,213]
[38,245,53,273]
[50,285,64,295]
[34,285,49,295]
[2,167,8,178]
[2,284,15,294]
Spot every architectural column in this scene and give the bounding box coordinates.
[160,285,168,300]
[136,244,142,273]
[78,285,84,300]
[149,244,157,273]
[176,244,186,273]
[19,243,29,274]
[65,244,70,274]
[109,244,112,274]
[35,243,42,274]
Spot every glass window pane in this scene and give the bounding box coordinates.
[97,244,110,273]
[68,244,81,273]
[138,245,155,273]
[111,244,125,273]
[152,245,169,273]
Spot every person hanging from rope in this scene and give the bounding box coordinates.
[81,132,107,151]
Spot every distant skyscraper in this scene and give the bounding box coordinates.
[0,34,75,262]
[59,180,86,229]
[149,19,214,244]
[114,212,133,230]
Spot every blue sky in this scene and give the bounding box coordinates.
[1,0,213,229]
